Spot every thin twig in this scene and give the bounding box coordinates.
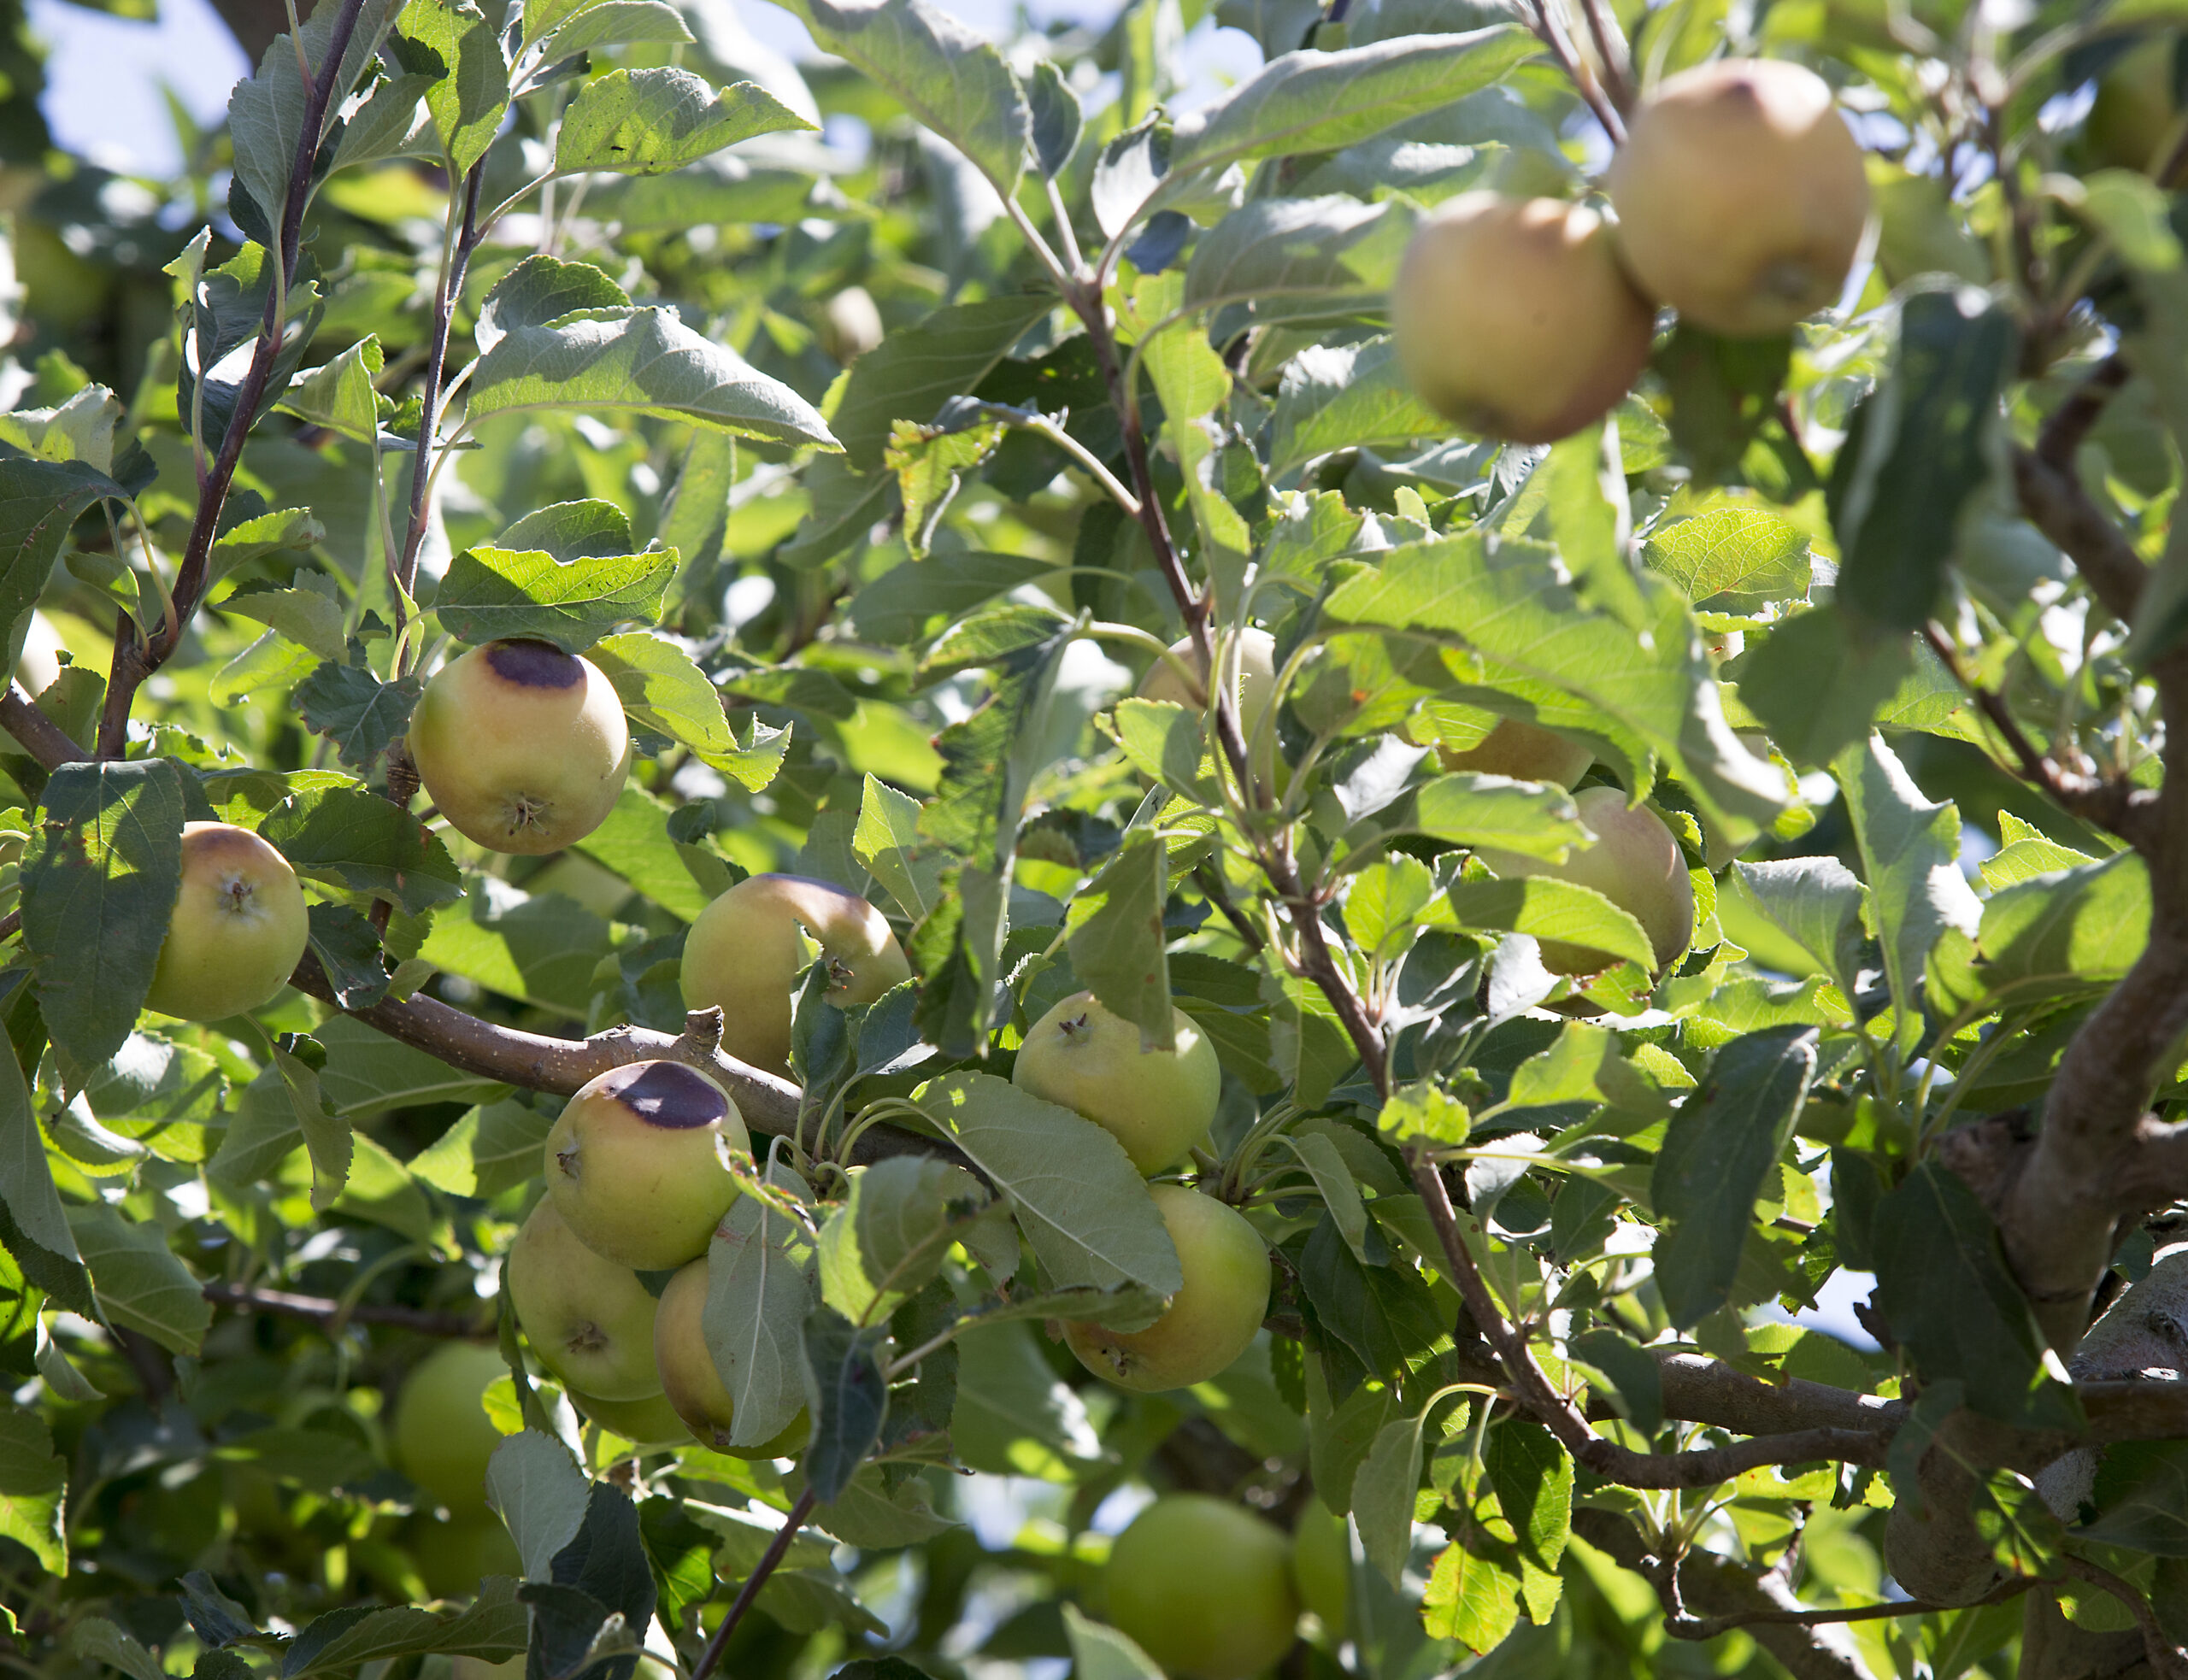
[689,1487,819,1680]
[1525,0,1626,144]
[1664,1574,2038,1642]
[1573,0,1636,114]
[203,1283,493,1338]
[395,159,487,646]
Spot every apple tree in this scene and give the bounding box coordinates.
[3,0,2188,1675]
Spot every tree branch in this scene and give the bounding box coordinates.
[203,1282,494,1337]
[689,1486,818,1680]
[2058,1555,2188,1680]
[0,685,85,772]
[97,0,371,757]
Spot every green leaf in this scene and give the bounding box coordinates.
[801,1304,889,1501]
[220,573,349,662]
[1424,1532,1523,1654]
[771,0,1030,194]
[1733,603,1918,767]
[437,543,677,651]
[295,663,424,770]
[1064,832,1173,1053]
[0,455,130,677]
[1726,857,1865,993]
[1447,875,1655,974]
[73,1619,166,1680]
[24,759,186,1067]
[832,296,1054,471]
[0,1401,66,1575]
[1360,774,1591,862]
[817,1155,986,1323]
[1641,507,1813,620]
[469,306,838,449]
[854,773,945,922]
[1062,1603,1166,1680]
[1873,1162,2079,1432]
[392,0,511,175]
[1324,532,1785,848]
[268,1032,352,1213]
[1485,1420,1572,1577]
[1833,732,1980,1051]
[260,783,464,914]
[0,1022,92,1315]
[1650,1025,1819,1329]
[535,0,693,58]
[912,1072,1182,1306]
[1269,336,1450,473]
[1109,698,1214,802]
[556,68,812,175]
[1828,287,2017,633]
[850,551,1056,644]
[485,1430,588,1579]
[950,1318,1102,1474]
[2082,1441,2188,1556]
[277,336,385,442]
[1929,851,2150,1016]
[1161,27,1532,203]
[1284,1130,1371,1262]
[1350,1408,1430,1586]
[67,1204,212,1355]
[1182,195,1412,320]
[474,255,630,354]
[279,1577,526,1676]
[1567,1329,1662,1436]
[706,1157,817,1450]
[409,1098,554,1199]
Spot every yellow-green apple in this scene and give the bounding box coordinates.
[507,1195,663,1401]
[1392,193,1655,444]
[651,1257,811,1455]
[821,285,885,361]
[391,1342,508,1517]
[1013,991,1221,1175]
[409,638,632,855]
[1065,1184,1269,1391]
[409,1510,521,1598]
[1292,1501,1351,1632]
[1609,59,1870,336]
[544,1060,749,1270]
[679,873,911,1076]
[568,1385,687,1447]
[144,822,309,1022]
[1436,717,1593,789]
[1108,1494,1301,1679]
[1475,784,1695,975]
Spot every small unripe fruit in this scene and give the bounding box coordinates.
[1109,1495,1300,1679]
[391,1342,508,1517]
[1437,717,1593,790]
[1476,784,1695,976]
[508,1195,663,1401]
[652,1257,811,1456]
[2089,36,2188,183]
[144,822,309,1022]
[1609,59,1869,337]
[544,1060,750,1270]
[409,1510,521,1598]
[820,285,885,362]
[1014,991,1221,1175]
[1065,1184,1269,1391]
[568,1385,686,1446]
[1391,193,1655,445]
[1292,1501,1351,1632]
[680,873,912,1077]
[1138,628,1282,790]
[409,638,632,855]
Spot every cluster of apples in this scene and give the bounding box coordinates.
[1391,58,1871,444]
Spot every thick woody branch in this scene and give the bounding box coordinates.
[0,685,86,772]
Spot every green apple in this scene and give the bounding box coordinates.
[391,1342,509,1518]
[568,1385,687,1447]
[1436,717,1593,790]
[544,1060,750,1270]
[1475,784,1695,976]
[409,1509,521,1599]
[1609,59,1870,337]
[1138,627,1282,794]
[508,1195,664,1401]
[1292,1500,1351,1633]
[652,1256,813,1456]
[680,873,912,1077]
[1392,193,1655,444]
[1013,991,1222,1175]
[1108,1494,1301,1680]
[1065,1184,1269,1392]
[143,822,309,1022]
[820,285,885,361]
[409,638,632,855]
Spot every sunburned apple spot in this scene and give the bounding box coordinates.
[599,1060,731,1129]
[484,637,585,688]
